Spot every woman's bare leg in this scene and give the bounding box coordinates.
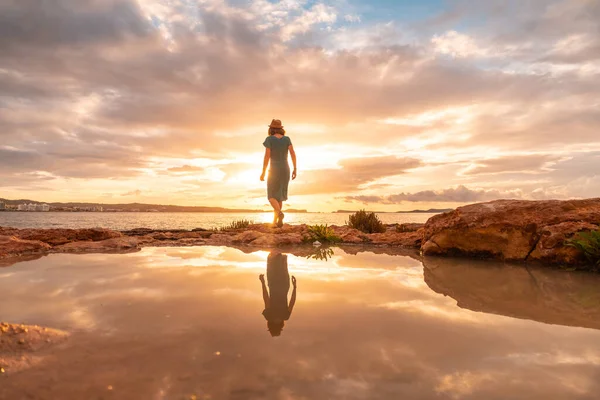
[277,201,285,227]
[269,198,281,224]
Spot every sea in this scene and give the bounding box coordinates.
[0,212,437,230]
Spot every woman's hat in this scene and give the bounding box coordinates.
[268,119,284,128]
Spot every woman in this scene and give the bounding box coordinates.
[260,119,297,228]
[259,251,297,337]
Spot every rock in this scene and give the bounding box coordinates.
[529,221,598,265]
[367,229,423,247]
[396,223,425,233]
[52,237,140,254]
[15,228,122,246]
[0,236,51,259]
[422,199,600,264]
[232,231,264,244]
[250,233,304,247]
[205,234,235,246]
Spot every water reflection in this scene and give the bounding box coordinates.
[260,252,297,336]
[1,247,600,399]
[306,247,335,261]
[423,256,600,330]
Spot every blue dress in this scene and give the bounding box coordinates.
[263,135,292,202]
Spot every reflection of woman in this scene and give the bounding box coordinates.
[259,119,297,227]
[259,252,297,337]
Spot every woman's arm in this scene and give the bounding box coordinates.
[288,276,297,314]
[289,145,297,180]
[260,148,270,181]
[259,274,270,308]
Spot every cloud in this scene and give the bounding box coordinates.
[122,189,142,196]
[0,0,598,207]
[295,156,422,195]
[167,165,206,173]
[462,155,562,175]
[344,185,523,204]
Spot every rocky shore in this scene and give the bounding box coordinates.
[0,199,599,268]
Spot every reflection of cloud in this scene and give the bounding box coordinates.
[502,352,600,366]
[379,300,485,323]
[436,371,494,399]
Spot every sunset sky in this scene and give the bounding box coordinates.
[1,0,599,211]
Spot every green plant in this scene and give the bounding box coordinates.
[305,224,341,243]
[566,230,600,267]
[346,210,386,234]
[307,247,335,261]
[219,219,252,231]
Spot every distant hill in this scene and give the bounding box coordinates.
[335,209,453,214]
[0,198,307,213]
[334,210,391,213]
[397,208,453,213]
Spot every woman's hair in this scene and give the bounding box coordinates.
[268,127,286,136]
[267,320,285,337]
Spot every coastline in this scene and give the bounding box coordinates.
[1,199,599,270]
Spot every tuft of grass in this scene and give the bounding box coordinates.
[304,224,341,243]
[219,219,253,231]
[346,210,386,234]
[566,230,600,268]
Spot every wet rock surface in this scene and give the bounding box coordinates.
[0,235,51,259]
[0,322,69,376]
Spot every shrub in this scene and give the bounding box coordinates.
[305,224,341,243]
[219,219,252,231]
[566,230,600,268]
[347,210,386,234]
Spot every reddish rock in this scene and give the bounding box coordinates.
[367,227,423,247]
[14,228,122,246]
[0,236,51,259]
[529,221,598,264]
[205,234,235,246]
[250,233,304,247]
[422,199,600,264]
[52,237,140,254]
[0,322,68,353]
[396,223,424,233]
[232,231,264,244]
[330,226,368,244]
[0,322,68,376]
